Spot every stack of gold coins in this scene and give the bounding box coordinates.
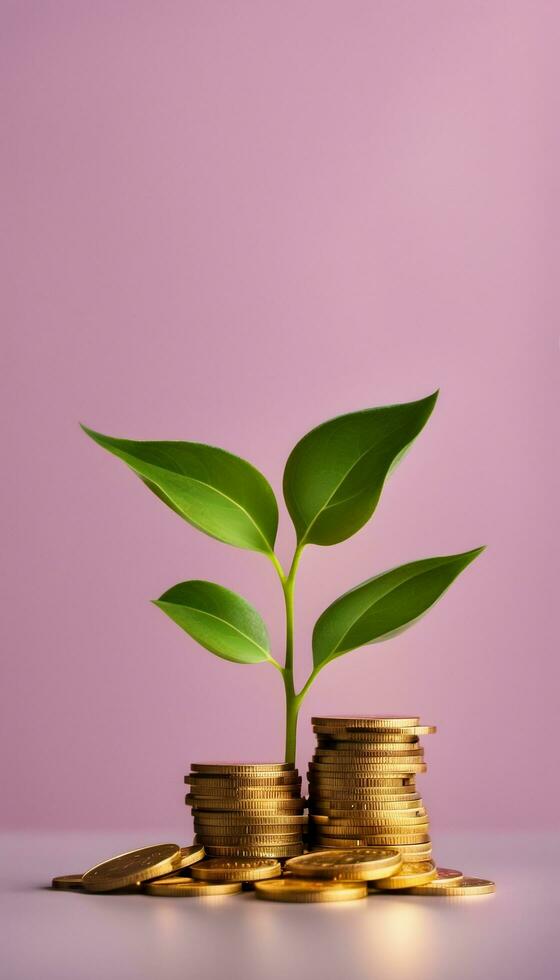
[307,717,435,865]
[185,763,306,859]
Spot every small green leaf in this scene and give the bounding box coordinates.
[283,392,438,546]
[81,426,278,555]
[312,548,484,669]
[154,580,271,665]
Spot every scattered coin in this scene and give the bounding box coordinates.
[144,877,242,896]
[155,845,205,877]
[51,874,84,891]
[255,878,368,903]
[406,868,463,891]
[409,876,496,896]
[285,847,402,881]
[190,858,282,882]
[82,844,181,893]
[372,860,438,890]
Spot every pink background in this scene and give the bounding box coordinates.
[3,1,558,832]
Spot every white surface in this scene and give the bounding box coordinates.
[1,831,557,980]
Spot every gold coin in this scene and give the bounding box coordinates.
[310,770,415,780]
[168,844,205,871]
[312,716,420,728]
[190,857,282,882]
[313,742,424,765]
[399,846,433,857]
[311,751,424,772]
[285,847,402,881]
[309,763,427,776]
[255,878,367,903]
[317,727,435,740]
[202,843,304,858]
[310,757,424,768]
[309,787,419,797]
[311,795,422,812]
[314,833,430,846]
[308,788,418,798]
[144,876,242,896]
[314,809,427,823]
[187,772,300,783]
[194,828,305,840]
[316,816,429,830]
[310,773,426,784]
[187,774,301,787]
[82,843,181,893]
[321,828,430,840]
[193,812,304,826]
[309,774,416,785]
[187,784,302,797]
[312,758,424,769]
[194,817,306,836]
[195,833,302,846]
[317,819,429,834]
[311,809,426,825]
[409,876,495,896]
[310,799,418,811]
[51,874,84,891]
[313,799,423,815]
[316,732,420,744]
[186,795,304,812]
[407,868,463,891]
[191,763,296,773]
[193,813,307,827]
[194,829,304,842]
[313,739,425,747]
[187,780,302,792]
[372,860,437,890]
[310,792,419,805]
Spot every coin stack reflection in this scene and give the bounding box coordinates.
[307,717,435,864]
[185,763,305,859]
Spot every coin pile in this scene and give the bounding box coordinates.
[307,716,435,864]
[185,762,305,859]
[277,848,495,899]
[51,719,496,902]
[52,842,496,901]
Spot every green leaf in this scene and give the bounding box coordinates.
[312,548,484,669]
[282,392,438,546]
[81,426,278,555]
[154,580,272,665]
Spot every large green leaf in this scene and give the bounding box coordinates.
[81,427,278,555]
[312,548,484,669]
[282,392,438,546]
[154,580,272,665]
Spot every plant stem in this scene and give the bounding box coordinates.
[269,543,324,762]
[280,544,303,764]
[283,671,299,764]
[297,664,322,702]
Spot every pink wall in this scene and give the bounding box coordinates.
[3,1,558,831]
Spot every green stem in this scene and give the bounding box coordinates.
[297,663,322,702]
[279,544,303,764]
[283,672,299,764]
